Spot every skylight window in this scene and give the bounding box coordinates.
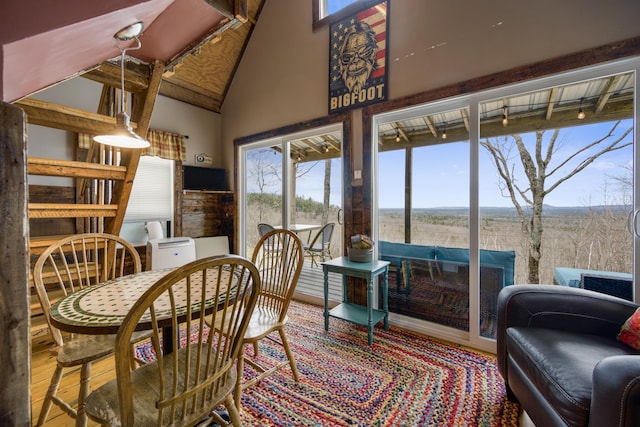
[323,0,360,17]
[313,0,375,30]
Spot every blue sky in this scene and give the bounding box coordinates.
[379,120,634,209]
[249,119,633,210]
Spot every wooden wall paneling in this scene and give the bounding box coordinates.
[28,185,76,237]
[180,191,235,252]
[1,102,31,426]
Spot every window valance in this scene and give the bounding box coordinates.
[78,129,186,162]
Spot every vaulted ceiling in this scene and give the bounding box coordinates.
[1,0,264,113]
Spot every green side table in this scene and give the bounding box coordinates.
[321,256,390,345]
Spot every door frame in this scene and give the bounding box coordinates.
[237,122,346,258]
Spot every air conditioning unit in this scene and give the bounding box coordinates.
[147,237,196,271]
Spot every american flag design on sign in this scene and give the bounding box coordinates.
[329,1,388,114]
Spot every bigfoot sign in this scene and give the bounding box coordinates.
[329,1,388,114]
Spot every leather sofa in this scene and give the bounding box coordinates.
[497,284,640,427]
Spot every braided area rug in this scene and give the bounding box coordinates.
[137,301,520,426]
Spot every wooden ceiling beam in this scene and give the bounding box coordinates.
[15,98,142,135]
[159,79,222,112]
[82,62,150,94]
[424,116,438,138]
[460,108,470,132]
[545,87,558,120]
[379,98,633,150]
[134,59,165,136]
[595,74,625,113]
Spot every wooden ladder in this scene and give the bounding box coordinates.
[27,149,142,257]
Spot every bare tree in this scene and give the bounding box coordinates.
[248,149,280,195]
[481,121,632,283]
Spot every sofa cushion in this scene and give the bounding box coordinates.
[507,327,637,426]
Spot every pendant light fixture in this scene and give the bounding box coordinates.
[577,97,586,120]
[502,105,509,127]
[93,22,150,149]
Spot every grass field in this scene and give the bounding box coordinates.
[380,206,633,285]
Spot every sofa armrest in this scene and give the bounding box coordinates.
[497,285,637,379]
[590,355,640,427]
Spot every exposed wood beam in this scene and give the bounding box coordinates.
[546,87,558,120]
[82,62,150,94]
[15,98,135,134]
[103,149,143,234]
[301,138,323,155]
[159,80,222,112]
[595,74,625,113]
[322,135,341,152]
[378,99,633,151]
[460,108,470,132]
[393,122,409,143]
[424,116,438,138]
[28,203,118,218]
[134,59,165,136]
[28,157,127,180]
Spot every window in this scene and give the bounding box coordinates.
[313,0,377,30]
[373,59,639,351]
[120,155,174,244]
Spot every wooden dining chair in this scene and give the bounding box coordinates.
[233,229,304,409]
[84,255,261,427]
[32,232,149,427]
[302,222,335,267]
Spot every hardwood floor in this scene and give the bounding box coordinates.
[31,328,113,427]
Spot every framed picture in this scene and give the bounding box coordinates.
[328,0,389,114]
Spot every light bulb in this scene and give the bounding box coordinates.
[577,108,585,120]
[577,98,586,119]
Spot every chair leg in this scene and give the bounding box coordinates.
[75,362,91,427]
[279,329,299,382]
[252,341,259,357]
[36,364,64,426]
[234,346,245,411]
[224,394,243,426]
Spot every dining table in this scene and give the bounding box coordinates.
[49,266,236,354]
[275,223,322,243]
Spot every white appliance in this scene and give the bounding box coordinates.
[194,236,230,259]
[147,237,196,270]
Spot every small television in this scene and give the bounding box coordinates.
[182,165,227,191]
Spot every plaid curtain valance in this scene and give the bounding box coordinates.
[78,129,186,162]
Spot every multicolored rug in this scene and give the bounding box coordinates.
[137,301,520,426]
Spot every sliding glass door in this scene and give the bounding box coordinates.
[479,73,635,321]
[238,124,344,300]
[374,58,639,350]
[377,103,472,339]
